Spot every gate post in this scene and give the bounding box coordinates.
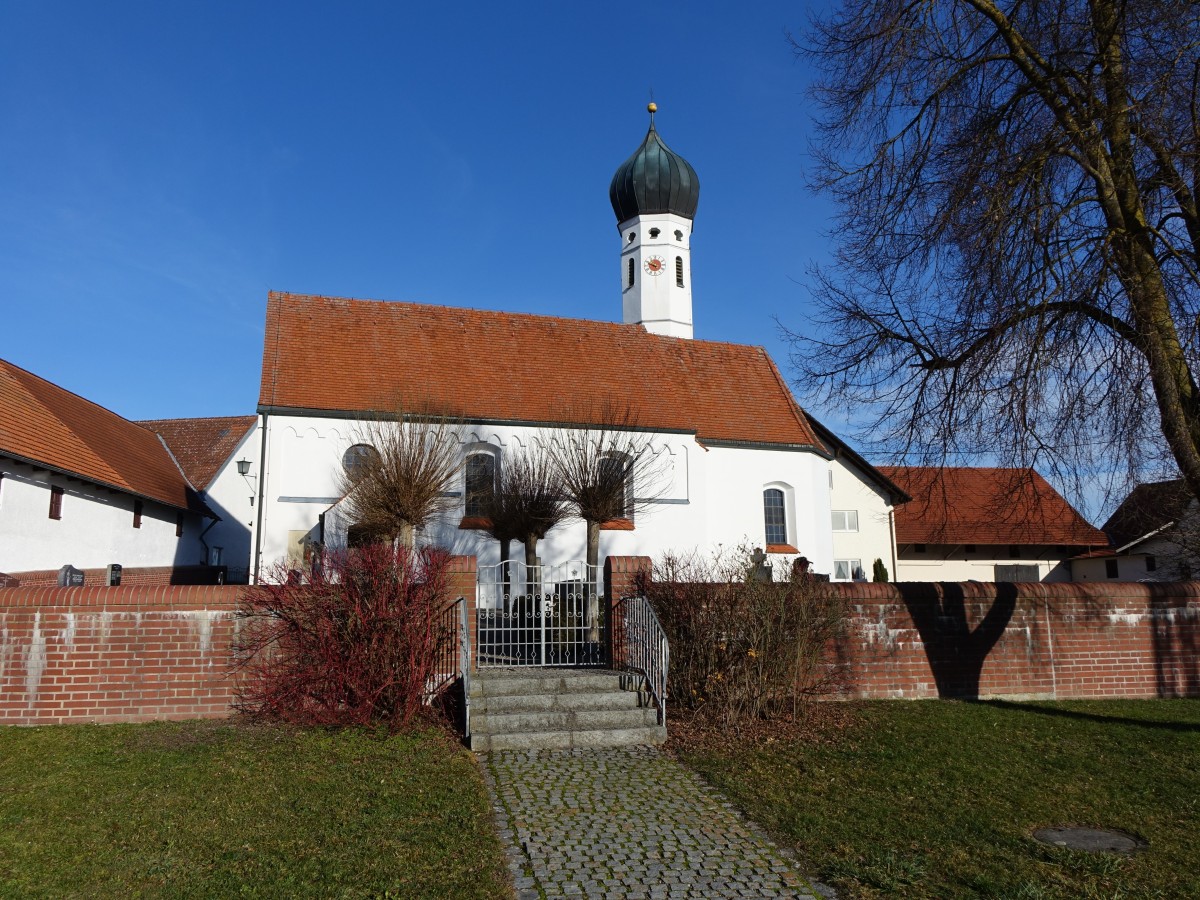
[447,555,478,671]
[604,555,652,671]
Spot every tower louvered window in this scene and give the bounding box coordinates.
[628,257,635,288]
[676,256,684,287]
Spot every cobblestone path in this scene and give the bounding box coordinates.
[481,747,824,899]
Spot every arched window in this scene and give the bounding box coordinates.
[601,453,634,520]
[675,256,684,287]
[763,488,786,545]
[628,257,636,288]
[342,443,379,481]
[465,452,497,518]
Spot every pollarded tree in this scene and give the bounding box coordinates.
[790,0,1200,508]
[337,411,462,550]
[479,445,571,597]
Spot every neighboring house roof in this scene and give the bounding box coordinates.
[879,466,1106,547]
[804,416,911,505]
[0,358,202,512]
[1102,478,1194,550]
[258,292,823,449]
[139,416,257,490]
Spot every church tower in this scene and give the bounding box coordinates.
[609,103,700,339]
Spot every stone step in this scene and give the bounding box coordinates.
[471,689,649,714]
[473,706,660,734]
[469,724,667,752]
[469,669,641,698]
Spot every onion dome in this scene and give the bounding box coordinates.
[609,103,700,224]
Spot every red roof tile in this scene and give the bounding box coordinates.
[257,292,821,447]
[139,416,257,490]
[879,466,1107,547]
[0,359,198,511]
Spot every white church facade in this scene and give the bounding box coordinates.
[246,105,904,584]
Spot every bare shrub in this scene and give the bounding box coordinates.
[233,544,455,731]
[337,411,462,549]
[640,548,846,728]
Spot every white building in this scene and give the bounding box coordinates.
[139,416,259,583]
[248,107,908,583]
[1072,478,1199,582]
[0,358,212,584]
[879,466,1107,582]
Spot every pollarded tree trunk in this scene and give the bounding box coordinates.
[586,519,601,642]
[524,536,540,599]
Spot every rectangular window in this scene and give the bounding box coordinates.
[464,453,497,518]
[1146,555,1157,572]
[763,489,787,545]
[1105,558,1119,579]
[49,485,63,520]
[833,559,862,581]
[831,510,859,532]
[995,564,1039,582]
[175,511,184,537]
[133,500,144,529]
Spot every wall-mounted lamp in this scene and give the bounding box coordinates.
[237,458,257,505]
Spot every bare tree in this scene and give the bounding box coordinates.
[336,412,462,550]
[789,0,1200,510]
[547,407,667,637]
[479,446,571,596]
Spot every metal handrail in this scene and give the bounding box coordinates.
[619,595,669,726]
[459,595,471,741]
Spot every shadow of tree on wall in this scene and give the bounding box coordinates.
[898,581,1019,699]
[1149,586,1200,698]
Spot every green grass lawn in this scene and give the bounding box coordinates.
[0,720,511,899]
[676,700,1200,899]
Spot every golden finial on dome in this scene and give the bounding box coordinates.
[647,101,658,114]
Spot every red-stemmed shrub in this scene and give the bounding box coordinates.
[233,544,455,731]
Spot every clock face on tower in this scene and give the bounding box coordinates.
[644,256,665,276]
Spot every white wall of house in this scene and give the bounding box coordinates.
[192,423,261,582]
[0,460,197,576]
[251,414,835,582]
[893,545,1075,582]
[1071,536,1193,582]
[827,455,897,582]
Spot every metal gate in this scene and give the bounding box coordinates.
[476,559,605,666]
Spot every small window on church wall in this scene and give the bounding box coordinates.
[627,232,636,243]
[763,489,786,545]
[676,256,684,287]
[342,444,379,482]
[628,257,635,288]
[49,485,63,520]
[674,229,683,241]
[465,453,497,518]
[649,227,660,238]
[133,500,143,529]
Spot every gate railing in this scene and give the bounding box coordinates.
[615,594,668,726]
[476,559,605,667]
[427,596,465,703]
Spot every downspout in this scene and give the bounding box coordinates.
[888,507,899,581]
[252,413,268,584]
[198,514,219,565]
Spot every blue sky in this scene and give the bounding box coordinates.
[1,1,837,423]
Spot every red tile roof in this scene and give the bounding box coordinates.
[0,359,199,511]
[139,416,257,490]
[879,466,1107,547]
[258,292,822,448]
[1102,479,1193,549]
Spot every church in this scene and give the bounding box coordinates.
[247,104,905,584]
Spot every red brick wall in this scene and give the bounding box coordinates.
[0,556,480,727]
[0,584,242,725]
[604,557,1200,701]
[0,565,229,588]
[832,580,1200,699]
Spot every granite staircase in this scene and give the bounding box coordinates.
[468,668,665,751]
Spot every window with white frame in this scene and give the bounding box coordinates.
[600,452,634,520]
[763,488,787,545]
[831,510,859,532]
[464,452,497,518]
[833,559,863,581]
